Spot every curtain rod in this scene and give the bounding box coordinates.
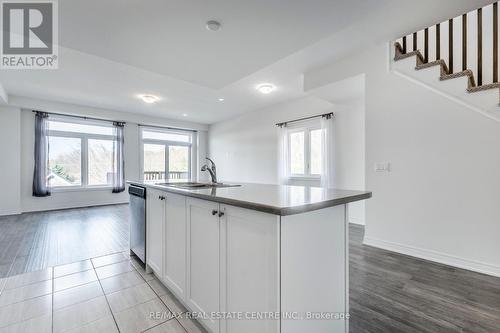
[32,110,126,125]
[138,124,197,133]
[275,112,334,127]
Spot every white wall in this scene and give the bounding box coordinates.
[305,42,500,276]
[208,96,366,224]
[0,107,21,215]
[333,102,366,224]
[0,97,208,214]
[209,96,331,184]
[197,130,210,182]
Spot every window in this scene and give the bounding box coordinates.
[143,144,166,180]
[288,124,323,178]
[290,131,305,174]
[48,137,82,187]
[141,127,193,181]
[310,129,322,175]
[47,118,116,188]
[88,139,114,185]
[142,130,190,143]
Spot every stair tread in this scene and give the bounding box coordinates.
[394,43,497,104]
[393,42,425,63]
[395,50,421,60]
[415,61,439,68]
[440,70,473,80]
[415,60,449,74]
[468,83,500,92]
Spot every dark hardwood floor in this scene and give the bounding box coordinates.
[0,204,128,278]
[349,224,500,333]
[0,205,499,332]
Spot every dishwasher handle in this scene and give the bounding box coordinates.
[128,185,146,198]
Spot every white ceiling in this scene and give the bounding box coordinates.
[0,0,494,124]
[309,75,365,105]
[58,0,375,89]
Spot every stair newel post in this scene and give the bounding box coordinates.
[449,18,454,74]
[478,8,483,86]
[493,2,498,83]
[462,14,467,71]
[424,28,429,63]
[436,23,441,60]
[413,32,417,51]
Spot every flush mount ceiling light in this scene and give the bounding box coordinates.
[139,94,160,104]
[256,83,276,94]
[206,20,221,31]
[182,113,188,117]
[218,98,225,102]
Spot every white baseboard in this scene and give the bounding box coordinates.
[363,236,500,278]
[0,208,22,216]
[21,201,129,214]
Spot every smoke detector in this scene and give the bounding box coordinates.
[206,20,221,31]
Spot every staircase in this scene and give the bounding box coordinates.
[392,1,500,115]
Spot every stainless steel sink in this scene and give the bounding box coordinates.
[155,182,241,189]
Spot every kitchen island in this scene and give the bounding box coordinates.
[127,181,371,333]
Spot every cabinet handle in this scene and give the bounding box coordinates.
[159,196,165,200]
[218,211,225,217]
[211,210,218,216]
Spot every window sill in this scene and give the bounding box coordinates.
[50,186,115,193]
[288,176,321,181]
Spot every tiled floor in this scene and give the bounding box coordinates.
[3,205,500,332]
[0,252,207,333]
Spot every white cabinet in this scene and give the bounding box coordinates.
[146,188,165,276]
[143,186,350,333]
[147,191,280,333]
[186,198,221,333]
[163,193,186,298]
[219,205,280,333]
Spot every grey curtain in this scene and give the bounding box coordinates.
[112,122,125,193]
[32,112,51,197]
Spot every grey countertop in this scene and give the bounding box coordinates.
[127,181,372,216]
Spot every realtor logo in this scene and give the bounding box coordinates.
[1,0,58,69]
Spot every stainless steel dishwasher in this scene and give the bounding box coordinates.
[129,185,146,264]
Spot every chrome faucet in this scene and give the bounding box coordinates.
[201,157,218,184]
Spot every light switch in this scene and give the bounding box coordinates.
[374,162,390,172]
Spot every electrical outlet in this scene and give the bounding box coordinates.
[374,162,390,172]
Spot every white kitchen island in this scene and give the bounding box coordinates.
[128,181,371,333]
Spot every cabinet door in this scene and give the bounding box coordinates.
[219,205,280,333]
[147,189,164,276]
[164,193,186,299]
[186,198,220,333]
